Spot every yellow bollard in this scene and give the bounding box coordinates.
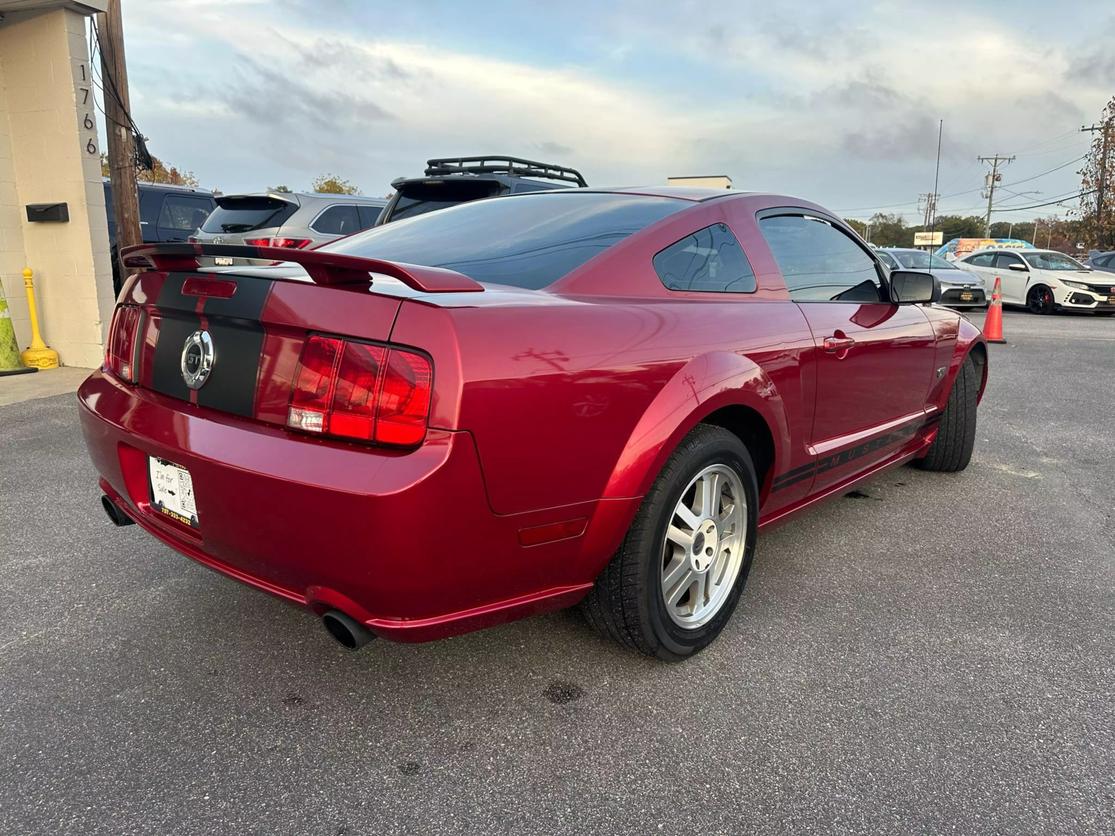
[19,267,60,369]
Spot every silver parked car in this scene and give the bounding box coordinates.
[191,191,388,265]
[877,247,987,308]
[1087,251,1115,273]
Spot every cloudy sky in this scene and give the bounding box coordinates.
[111,0,1113,222]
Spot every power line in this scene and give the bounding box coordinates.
[990,189,1096,212]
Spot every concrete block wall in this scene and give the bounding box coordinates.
[0,7,114,369]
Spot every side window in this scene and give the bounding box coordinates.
[357,204,383,229]
[877,251,899,270]
[653,223,756,293]
[158,195,212,233]
[994,253,1023,269]
[758,214,883,302]
[966,253,994,267]
[311,205,361,235]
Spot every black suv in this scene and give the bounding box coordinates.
[104,180,216,291]
[378,156,587,225]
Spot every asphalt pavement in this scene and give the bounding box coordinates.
[1,309,1112,835]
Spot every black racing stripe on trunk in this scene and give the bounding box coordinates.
[155,271,197,313]
[195,320,265,417]
[150,314,196,402]
[202,274,273,320]
[149,272,274,414]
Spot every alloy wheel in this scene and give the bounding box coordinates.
[660,463,747,629]
[1027,286,1054,314]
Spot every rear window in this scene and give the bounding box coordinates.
[386,179,501,223]
[327,192,687,289]
[201,197,297,233]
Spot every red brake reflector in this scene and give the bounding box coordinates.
[181,277,237,299]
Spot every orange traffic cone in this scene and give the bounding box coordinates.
[983,275,1006,344]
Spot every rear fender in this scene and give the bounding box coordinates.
[600,350,788,502]
[579,352,787,573]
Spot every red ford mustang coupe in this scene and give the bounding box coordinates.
[80,187,986,660]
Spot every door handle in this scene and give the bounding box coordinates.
[823,332,856,353]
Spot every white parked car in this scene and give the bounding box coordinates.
[956,248,1115,315]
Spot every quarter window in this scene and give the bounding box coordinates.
[158,195,212,232]
[965,253,995,267]
[311,205,362,235]
[758,214,883,302]
[653,224,756,293]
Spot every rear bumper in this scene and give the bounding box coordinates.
[938,286,986,308]
[78,371,621,641]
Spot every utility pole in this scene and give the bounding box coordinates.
[978,154,1015,237]
[1081,119,1113,247]
[918,192,939,230]
[97,0,141,281]
[928,119,943,236]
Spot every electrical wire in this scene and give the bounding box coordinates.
[990,189,1096,212]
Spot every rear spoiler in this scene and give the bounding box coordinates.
[119,243,484,293]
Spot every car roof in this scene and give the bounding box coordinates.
[102,178,214,196]
[217,191,388,205]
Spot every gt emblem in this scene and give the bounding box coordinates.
[180,330,215,390]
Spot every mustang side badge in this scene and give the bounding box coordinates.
[180,330,215,390]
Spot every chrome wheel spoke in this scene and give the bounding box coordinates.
[666,524,693,548]
[674,503,700,531]
[664,566,696,606]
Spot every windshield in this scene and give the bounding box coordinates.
[892,251,954,271]
[326,192,687,289]
[1022,251,1087,271]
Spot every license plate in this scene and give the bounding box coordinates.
[960,291,974,302]
[148,457,199,528]
[213,257,233,266]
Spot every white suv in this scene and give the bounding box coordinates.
[956,248,1115,315]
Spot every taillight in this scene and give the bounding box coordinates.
[287,336,432,447]
[272,237,313,249]
[105,305,143,383]
[244,237,312,249]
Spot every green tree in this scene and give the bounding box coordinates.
[934,215,985,242]
[844,218,868,239]
[271,184,292,193]
[864,212,908,247]
[311,174,359,195]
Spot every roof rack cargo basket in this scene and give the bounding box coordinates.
[423,156,588,187]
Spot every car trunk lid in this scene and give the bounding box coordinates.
[115,244,482,432]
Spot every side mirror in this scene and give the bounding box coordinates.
[1008,262,1028,271]
[889,270,939,304]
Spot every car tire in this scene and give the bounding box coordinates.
[916,354,979,472]
[582,424,759,661]
[1026,285,1055,314]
